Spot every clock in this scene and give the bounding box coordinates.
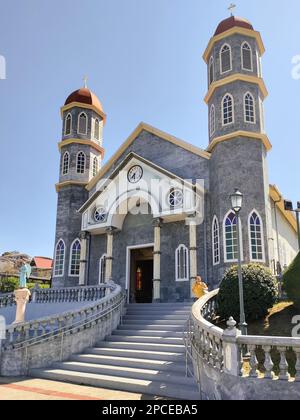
[128,165,143,184]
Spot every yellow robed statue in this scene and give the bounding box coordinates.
[192,276,208,299]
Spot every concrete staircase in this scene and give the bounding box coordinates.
[30,303,199,400]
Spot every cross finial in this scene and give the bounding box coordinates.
[228,3,236,16]
[83,75,88,89]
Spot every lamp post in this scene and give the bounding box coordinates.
[230,189,248,336]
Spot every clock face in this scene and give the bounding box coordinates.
[128,165,143,184]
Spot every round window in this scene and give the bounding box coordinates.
[168,189,184,208]
[94,207,107,223]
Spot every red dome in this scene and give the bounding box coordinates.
[214,16,254,36]
[65,88,104,114]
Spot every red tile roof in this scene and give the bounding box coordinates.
[31,257,53,270]
[214,16,254,36]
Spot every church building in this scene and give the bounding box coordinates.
[52,15,298,302]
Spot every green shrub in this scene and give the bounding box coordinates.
[283,253,300,310]
[217,264,278,322]
[0,277,19,293]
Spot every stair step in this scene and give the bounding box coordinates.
[50,361,194,386]
[122,319,187,325]
[71,354,187,373]
[30,368,199,400]
[113,330,183,338]
[125,310,191,315]
[88,347,185,362]
[124,314,189,320]
[118,324,184,331]
[97,341,185,353]
[106,335,183,345]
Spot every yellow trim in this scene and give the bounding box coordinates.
[60,102,107,123]
[206,131,272,153]
[203,27,265,63]
[58,139,105,155]
[56,181,87,193]
[86,122,211,191]
[269,185,298,233]
[204,74,268,104]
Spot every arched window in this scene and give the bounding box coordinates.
[249,211,265,262]
[212,216,220,266]
[244,92,256,123]
[69,239,81,276]
[224,211,242,262]
[209,56,214,85]
[93,157,98,177]
[175,245,189,282]
[62,152,70,175]
[65,114,72,136]
[78,112,88,135]
[76,151,86,174]
[99,254,107,284]
[220,44,232,74]
[54,239,65,277]
[94,118,100,141]
[242,42,253,71]
[222,94,234,125]
[210,105,216,136]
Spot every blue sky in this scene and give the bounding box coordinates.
[0,0,299,258]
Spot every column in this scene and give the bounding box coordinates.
[189,218,198,298]
[153,218,162,302]
[79,232,90,286]
[105,227,116,283]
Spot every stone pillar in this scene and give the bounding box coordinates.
[189,218,198,298]
[105,227,116,283]
[79,232,90,286]
[13,289,31,324]
[153,218,162,302]
[223,317,242,377]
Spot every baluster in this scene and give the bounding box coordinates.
[211,337,218,368]
[248,345,259,378]
[263,346,275,379]
[295,348,300,382]
[278,346,290,381]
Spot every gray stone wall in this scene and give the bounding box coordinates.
[61,107,103,145]
[208,34,260,85]
[208,81,262,142]
[208,137,270,284]
[52,185,88,288]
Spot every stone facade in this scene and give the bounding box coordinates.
[51,17,298,301]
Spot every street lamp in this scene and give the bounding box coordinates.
[230,189,248,336]
[284,200,300,251]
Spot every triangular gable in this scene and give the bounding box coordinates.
[86,122,211,191]
[79,151,201,213]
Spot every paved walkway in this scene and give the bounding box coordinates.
[0,377,161,400]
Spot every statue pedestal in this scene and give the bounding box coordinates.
[13,289,31,324]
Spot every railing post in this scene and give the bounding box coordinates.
[222,317,241,377]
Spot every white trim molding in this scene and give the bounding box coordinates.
[77,111,88,135]
[54,239,66,277]
[212,216,220,266]
[175,244,190,282]
[244,91,256,124]
[69,238,81,277]
[99,254,107,284]
[248,209,266,263]
[241,41,253,72]
[222,93,235,126]
[223,210,244,263]
[220,43,232,75]
[64,113,72,136]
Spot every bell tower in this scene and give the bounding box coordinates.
[52,83,106,287]
[204,13,272,282]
